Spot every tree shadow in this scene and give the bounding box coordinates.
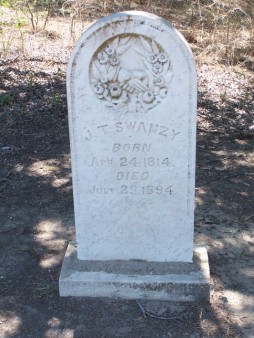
[0,61,253,337]
[194,67,254,336]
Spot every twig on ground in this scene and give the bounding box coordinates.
[245,213,254,221]
[198,127,224,134]
[136,300,189,322]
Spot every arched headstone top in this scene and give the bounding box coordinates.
[68,11,196,115]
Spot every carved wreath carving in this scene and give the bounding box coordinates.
[90,35,173,114]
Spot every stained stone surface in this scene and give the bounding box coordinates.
[59,243,210,301]
[67,11,197,262]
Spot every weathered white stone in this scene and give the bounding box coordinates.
[67,11,197,262]
[60,243,210,302]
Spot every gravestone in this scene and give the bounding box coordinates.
[60,11,210,303]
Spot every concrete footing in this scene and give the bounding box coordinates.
[59,243,210,303]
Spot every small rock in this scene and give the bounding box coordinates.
[1,146,11,153]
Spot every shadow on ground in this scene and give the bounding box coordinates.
[0,62,253,337]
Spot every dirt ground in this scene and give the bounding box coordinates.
[0,14,254,338]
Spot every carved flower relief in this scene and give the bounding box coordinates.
[93,82,109,99]
[93,81,129,110]
[137,88,167,111]
[153,86,168,98]
[109,84,122,98]
[110,84,128,105]
[97,46,119,66]
[90,35,173,113]
[154,76,165,86]
[147,52,168,64]
[109,56,119,66]
[159,88,168,98]
[105,46,115,56]
[97,52,109,64]
[152,62,163,74]
[147,54,168,74]
[138,91,157,110]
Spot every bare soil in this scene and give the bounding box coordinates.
[0,14,254,338]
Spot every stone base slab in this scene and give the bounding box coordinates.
[59,243,210,303]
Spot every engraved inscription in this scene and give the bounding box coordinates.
[85,106,175,195]
[116,172,149,180]
[90,34,173,114]
[88,185,174,195]
[113,143,152,153]
[143,157,172,167]
[120,185,174,195]
[115,122,169,137]
[86,133,175,193]
[89,157,113,167]
[84,122,171,141]
[119,157,173,167]
[89,186,115,194]
[86,124,175,193]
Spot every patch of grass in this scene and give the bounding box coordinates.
[0,93,11,105]
[52,92,61,106]
[28,71,35,87]
[34,282,58,297]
